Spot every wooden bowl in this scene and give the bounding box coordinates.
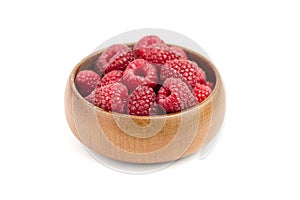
[65,45,226,164]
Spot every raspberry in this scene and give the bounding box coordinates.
[75,70,100,97]
[99,70,123,87]
[85,90,95,104]
[95,44,135,75]
[127,86,157,116]
[157,78,196,113]
[193,83,212,103]
[96,44,129,68]
[143,43,183,64]
[134,35,165,59]
[206,81,214,90]
[93,83,128,113]
[152,102,166,115]
[134,35,165,50]
[195,67,207,85]
[160,59,206,89]
[170,46,188,59]
[123,59,158,91]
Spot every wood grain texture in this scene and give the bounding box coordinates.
[64,45,226,163]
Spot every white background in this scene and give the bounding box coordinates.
[0,0,299,199]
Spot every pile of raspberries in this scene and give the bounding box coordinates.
[75,35,213,116]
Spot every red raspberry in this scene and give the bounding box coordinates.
[134,35,165,59]
[99,70,123,87]
[123,59,158,91]
[170,46,188,59]
[206,81,214,90]
[157,78,196,113]
[75,70,100,97]
[134,35,165,50]
[95,44,135,75]
[143,43,183,64]
[195,67,207,85]
[85,90,95,104]
[93,83,128,113]
[96,44,128,68]
[149,102,164,115]
[160,59,206,89]
[193,83,212,103]
[127,86,157,116]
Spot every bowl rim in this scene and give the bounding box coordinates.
[70,44,222,120]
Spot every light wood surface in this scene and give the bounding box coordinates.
[64,46,226,163]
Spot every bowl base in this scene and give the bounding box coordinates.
[82,128,223,174]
